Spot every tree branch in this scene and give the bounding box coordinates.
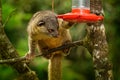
[48,40,85,53]
[0,40,85,64]
[3,9,16,27]
[0,56,26,64]
[0,0,2,27]
[0,1,39,79]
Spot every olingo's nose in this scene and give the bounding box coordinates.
[48,29,55,33]
[48,29,59,38]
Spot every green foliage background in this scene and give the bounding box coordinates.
[0,0,120,80]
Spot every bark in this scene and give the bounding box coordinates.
[0,0,39,80]
[86,22,113,80]
[85,0,113,79]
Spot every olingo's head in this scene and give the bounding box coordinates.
[29,11,59,38]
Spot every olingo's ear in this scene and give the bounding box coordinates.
[37,21,45,27]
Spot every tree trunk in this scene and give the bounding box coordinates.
[86,22,113,80]
[0,0,39,80]
[85,0,113,79]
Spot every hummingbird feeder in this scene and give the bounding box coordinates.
[58,0,104,23]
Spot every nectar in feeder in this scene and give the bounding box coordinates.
[58,0,104,23]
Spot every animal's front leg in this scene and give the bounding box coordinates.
[62,40,72,56]
[25,37,36,60]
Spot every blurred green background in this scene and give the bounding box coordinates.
[0,0,120,80]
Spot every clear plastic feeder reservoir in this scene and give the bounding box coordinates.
[58,0,104,23]
[72,0,90,10]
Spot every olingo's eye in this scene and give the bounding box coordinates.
[37,21,45,26]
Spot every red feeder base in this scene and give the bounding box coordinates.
[58,8,104,23]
